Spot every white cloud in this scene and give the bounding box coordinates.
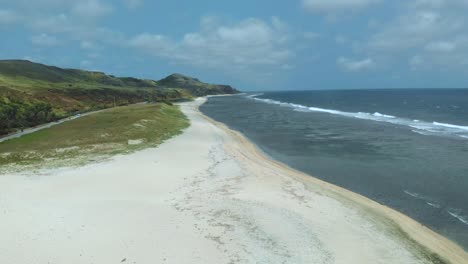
[368,11,459,51]
[302,0,380,12]
[124,0,143,9]
[337,57,374,71]
[0,9,21,24]
[1,1,115,36]
[365,1,468,70]
[129,17,293,71]
[72,0,113,18]
[31,33,59,46]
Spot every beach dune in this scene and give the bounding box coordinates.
[0,98,466,264]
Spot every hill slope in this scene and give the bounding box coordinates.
[0,60,239,135]
[158,73,238,96]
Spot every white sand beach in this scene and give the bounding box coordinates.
[0,98,466,264]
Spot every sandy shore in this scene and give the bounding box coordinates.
[0,98,466,264]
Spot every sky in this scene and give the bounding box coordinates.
[1,0,468,91]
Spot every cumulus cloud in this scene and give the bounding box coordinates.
[0,9,21,24]
[365,1,468,70]
[129,17,293,71]
[1,0,112,19]
[31,33,59,46]
[1,0,115,34]
[368,11,459,51]
[0,0,126,72]
[337,57,374,71]
[302,0,380,12]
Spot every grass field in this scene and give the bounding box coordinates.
[0,103,189,173]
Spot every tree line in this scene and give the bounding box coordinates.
[0,101,57,135]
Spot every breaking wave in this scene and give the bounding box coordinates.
[248,94,468,139]
[447,209,468,225]
[404,190,468,225]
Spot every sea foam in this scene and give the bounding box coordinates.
[433,122,468,131]
[447,209,468,225]
[403,190,468,225]
[248,94,468,139]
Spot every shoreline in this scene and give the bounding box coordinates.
[0,97,466,263]
[197,97,468,263]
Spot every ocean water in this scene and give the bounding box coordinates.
[200,89,468,250]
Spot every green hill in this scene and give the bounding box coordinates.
[0,60,239,135]
[158,73,238,96]
[0,60,160,87]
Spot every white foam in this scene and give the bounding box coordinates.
[248,95,468,140]
[373,112,396,118]
[404,190,421,199]
[246,93,264,98]
[404,190,445,210]
[433,122,468,131]
[447,209,468,225]
[426,202,441,209]
[411,130,434,136]
[403,191,468,224]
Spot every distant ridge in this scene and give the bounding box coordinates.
[158,73,238,96]
[0,60,239,135]
[0,60,239,94]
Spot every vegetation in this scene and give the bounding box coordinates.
[158,73,239,96]
[0,60,238,135]
[0,103,189,173]
[0,101,56,134]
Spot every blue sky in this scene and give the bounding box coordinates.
[1,0,468,91]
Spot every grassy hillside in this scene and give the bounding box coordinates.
[0,60,238,135]
[0,103,188,173]
[158,73,238,96]
[0,60,160,86]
